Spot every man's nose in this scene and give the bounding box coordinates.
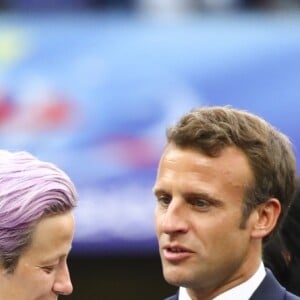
[161,200,189,234]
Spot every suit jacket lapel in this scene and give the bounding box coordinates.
[164,293,179,300]
[250,268,286,300]
[165,269,289,300]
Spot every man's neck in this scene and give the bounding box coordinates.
[179,261,264,300]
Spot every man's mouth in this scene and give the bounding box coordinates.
[162,245,193,261]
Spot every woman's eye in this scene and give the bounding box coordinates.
[42,266,55,274]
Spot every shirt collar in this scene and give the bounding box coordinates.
[178,262,266,300]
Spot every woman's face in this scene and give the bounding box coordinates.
[0,211,75,300]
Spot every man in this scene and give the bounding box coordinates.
[153,106,300,300]
[0,150,77,299]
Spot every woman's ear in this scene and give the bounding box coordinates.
[251,198,281,239]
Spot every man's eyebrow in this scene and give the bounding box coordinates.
[152,187,169,196]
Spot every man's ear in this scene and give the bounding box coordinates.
[250,198,281,239]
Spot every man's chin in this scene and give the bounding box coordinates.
[163,267,189,287]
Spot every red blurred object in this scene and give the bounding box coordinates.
[0,92,15,125]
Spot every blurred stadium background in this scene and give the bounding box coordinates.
[0,0,300,299]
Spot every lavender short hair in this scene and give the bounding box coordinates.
[0,150,77,272]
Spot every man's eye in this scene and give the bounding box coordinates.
[157,196,171,206]
[191,199,210,208]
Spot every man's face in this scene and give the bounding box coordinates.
[153,143,260,296]
[0,211,75,300]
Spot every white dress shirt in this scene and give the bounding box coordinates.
[178,262,266,300]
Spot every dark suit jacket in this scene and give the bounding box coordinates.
[163,269,300,300]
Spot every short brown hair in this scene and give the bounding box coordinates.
[166,106,296,241]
